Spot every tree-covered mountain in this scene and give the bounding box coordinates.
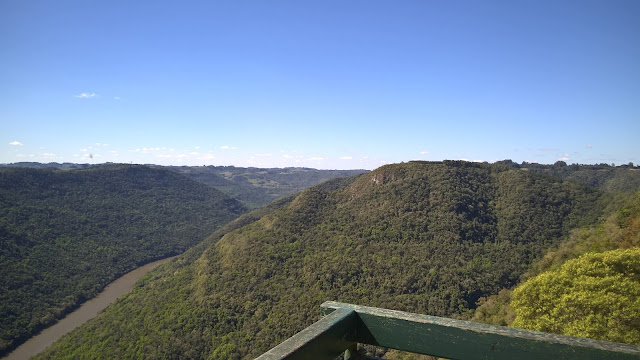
[37,161,612,359]
[164,165,367,209]
[0,164,247,356]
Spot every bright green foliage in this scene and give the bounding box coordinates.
[0,165,246,356]
[38,161,610,359]
[511,248,640,344]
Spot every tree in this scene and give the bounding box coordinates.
[510,248,640,345]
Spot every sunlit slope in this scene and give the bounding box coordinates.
[39,161,608,359]
[0,164,246,356]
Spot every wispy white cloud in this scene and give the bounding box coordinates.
[75,92,98,99]
[155,152,215,162]
[220,145,237,150]
[9,141,23,146]
[254,153,272,157]
[420,151,429,155]
[130,147,166,154]
[586,144,593,149]
[339,156,352,160]
[113,96,120,100]
[558,154,570,161]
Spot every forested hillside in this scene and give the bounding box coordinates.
[165,165,367,208]
[0,165,246,356]
[38,161,610,359]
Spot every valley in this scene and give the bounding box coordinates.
[0,165,246,356]
[5,257,173,360]
[1,160,639,359]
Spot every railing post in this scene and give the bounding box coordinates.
[343,343,359,360]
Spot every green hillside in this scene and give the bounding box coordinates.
[38,161,609,359]
[0,165,247,356]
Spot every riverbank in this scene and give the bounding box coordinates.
[4,257,174,360]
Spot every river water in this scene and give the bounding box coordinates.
[4,257,173,360]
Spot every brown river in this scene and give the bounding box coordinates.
[4,257,173,360]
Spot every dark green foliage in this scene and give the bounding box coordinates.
[39,161,608,359]
[0,165,246,355]
[532,189,640,275]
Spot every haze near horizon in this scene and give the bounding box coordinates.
[1,0,638,170]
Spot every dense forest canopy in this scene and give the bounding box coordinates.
[0,164,246,356]
[36,161,620,359]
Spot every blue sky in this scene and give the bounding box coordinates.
[1,0,638,170]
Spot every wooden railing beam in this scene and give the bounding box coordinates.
[321,301,640,360]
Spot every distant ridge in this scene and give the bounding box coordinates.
[0,162,368,209]
[164,165,367,208]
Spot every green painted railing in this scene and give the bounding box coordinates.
[257,301,640,360]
